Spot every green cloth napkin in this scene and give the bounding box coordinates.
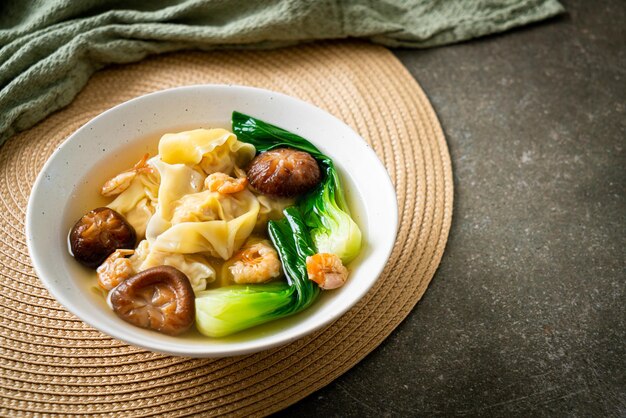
[0,0,563,145]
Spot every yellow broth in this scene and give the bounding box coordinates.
[65,127,367,341]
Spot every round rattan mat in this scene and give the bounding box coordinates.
[0,41,452,417]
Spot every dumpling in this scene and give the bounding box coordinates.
[158,128,255,176]
[152,189,260,260]
[152,159,204,220]
[132,129,260,261]
[145,212,171,243]
[107,170,159,238]
[254,194,295,232]
[129,240,215,294]
[171,189,255,224]
[199,137,255,175]
[123,198,154,238]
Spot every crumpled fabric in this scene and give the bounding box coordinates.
[0,0,563,144]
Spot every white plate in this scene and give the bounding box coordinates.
[26,85,398,357]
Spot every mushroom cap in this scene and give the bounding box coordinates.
[69,207,136,269]
[247,148,321,197]
[109,266,195,335]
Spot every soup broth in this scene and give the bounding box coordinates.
[65,126,366,341]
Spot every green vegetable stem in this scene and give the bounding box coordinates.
[268,207,319,312]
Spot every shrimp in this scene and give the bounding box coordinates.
[228,240,281,284]
[205,172,248,194]
[97,249,135,291]
[306,253,349,290]
[101,153,155,196]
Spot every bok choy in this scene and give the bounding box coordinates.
[194,112,361,337]
[195,207,319,337]
[233,111,362,263]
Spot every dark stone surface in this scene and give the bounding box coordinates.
[276,0,625,416]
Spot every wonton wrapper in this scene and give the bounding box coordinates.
[152,159,204,220]
[152,189,260,260]
[159,128,255,175]
[130,240,215,294]
[255,194,295,232]
[107,170,159,238]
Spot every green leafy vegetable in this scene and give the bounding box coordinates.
[195,283,292,338]
[299,164,362,263]
[268,207,319,311]
[232,111,327,161]
[195,208,319,337]
[233,111,362,263]
[195,112,363,337]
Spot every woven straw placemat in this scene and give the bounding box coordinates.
[0,41,452,417]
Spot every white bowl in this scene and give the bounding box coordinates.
[26,85,397,357]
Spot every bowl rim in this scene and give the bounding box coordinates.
[25,84,398,357]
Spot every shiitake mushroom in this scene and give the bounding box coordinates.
[69,207,136,268]
[109,266,195,336]
[247,148,321,197]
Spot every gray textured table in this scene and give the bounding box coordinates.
[277,0,625,416]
